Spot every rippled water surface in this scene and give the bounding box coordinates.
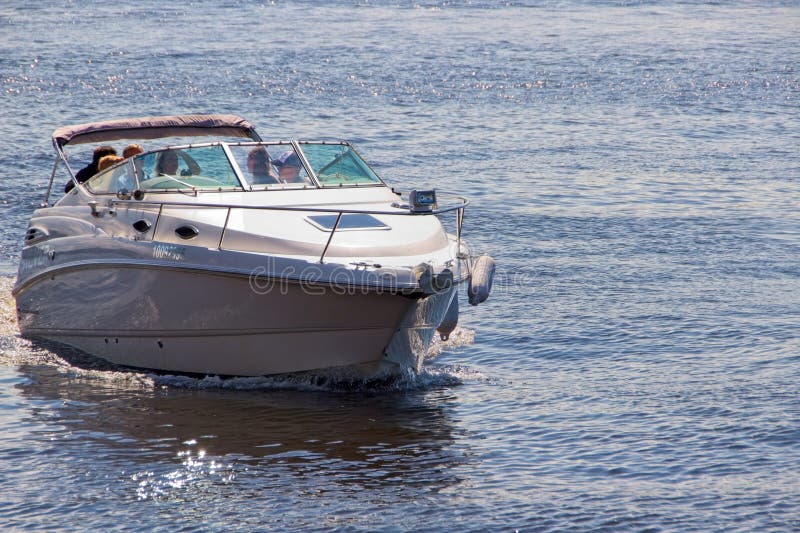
[1,1,799,531]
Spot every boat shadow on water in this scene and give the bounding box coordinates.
[10,349,473,497]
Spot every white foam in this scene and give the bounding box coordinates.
[0,276,18,338]
[426,326,476,359]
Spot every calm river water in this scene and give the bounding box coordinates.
[1,1,799,531]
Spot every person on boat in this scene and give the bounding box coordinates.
[122,144,143,159]
[273,151,305,184]
[97,155,124,172]
[96,154,136,191]
[156,149,200,176]
[247,147,279,184]
[64,145,117,193]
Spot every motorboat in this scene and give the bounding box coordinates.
[13,114,494,377]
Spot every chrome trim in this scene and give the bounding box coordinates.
[13,258,468,296]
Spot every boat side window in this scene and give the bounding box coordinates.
[301,143,382,186]
[84,160,135,195]
[135,145,243,191]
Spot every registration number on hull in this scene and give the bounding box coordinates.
[153,243,186,261]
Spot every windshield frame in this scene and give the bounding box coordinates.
[227,140,388,191]
[61,140,390,198]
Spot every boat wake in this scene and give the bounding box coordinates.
[0,276,17,338]
[1,276,481,392]
[149,356,484,392]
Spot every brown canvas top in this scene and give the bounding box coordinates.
[52,114,260,147]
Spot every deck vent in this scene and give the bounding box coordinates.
[25,227,48,244]
[175,225,199,240]
[133,220,152,233]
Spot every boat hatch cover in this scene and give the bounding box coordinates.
[305,214,390,232]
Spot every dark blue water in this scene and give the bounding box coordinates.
[1,1,799,530]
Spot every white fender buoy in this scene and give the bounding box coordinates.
[437,294,459,341]
[468,254,495,306]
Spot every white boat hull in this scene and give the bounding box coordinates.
[15,263,456,376]
[15,115,480,377]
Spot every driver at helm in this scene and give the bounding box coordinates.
[273,151,305,183]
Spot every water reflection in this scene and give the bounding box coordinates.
[12,359,466,500]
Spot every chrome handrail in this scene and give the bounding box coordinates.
[109,192,468,264]
[319,212,343,263]
[108,191,469,216]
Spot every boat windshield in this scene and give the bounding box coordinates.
[227,143,314,189]
[300,143,382,186]
[135,145,243,191]
[84,159,136,195]
[78,141,383,196]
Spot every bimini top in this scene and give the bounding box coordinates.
[52,114,260,148]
